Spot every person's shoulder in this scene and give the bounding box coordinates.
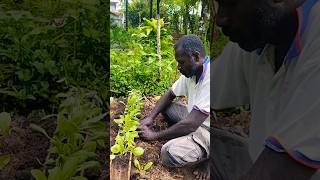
[304,1,320,43]
[218,42,257,60]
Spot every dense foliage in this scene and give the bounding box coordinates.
[110,18,177,97]
[0,0,108,112]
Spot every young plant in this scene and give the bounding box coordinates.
[31,88,106,180]
[110,90,144,160]
[133,159,153,176]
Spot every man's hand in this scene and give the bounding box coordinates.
[138,125,158,141]
[139,116,154,127]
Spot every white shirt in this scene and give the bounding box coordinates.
[212,0,320,178]
[172,57,210,128]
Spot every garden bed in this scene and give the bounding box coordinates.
[110,96,197,180]
[0,110,108,180]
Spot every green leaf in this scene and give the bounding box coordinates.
[0,154,10,169]
[132,147,144,156]
[143,162,153,171]
[72,176,88,180]
[133,159,141,170]
[114,118,123,126]
[0,112,11,136]
[111,144,120,154]
[31,169,47,180]
[30,123,52,140]
[83,141,96,152]
[79,161,100,171]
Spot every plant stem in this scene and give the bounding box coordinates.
[127,152,132,180]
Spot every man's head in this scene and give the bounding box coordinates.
[174,35,206,78]
[215,0,300,51]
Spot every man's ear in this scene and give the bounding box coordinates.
[193,51,201,62]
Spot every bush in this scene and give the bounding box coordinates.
[110,19,177,97]
[0,0,108,112]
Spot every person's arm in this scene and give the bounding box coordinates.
[139,89,176,127]
[139,108,208,141]
[239,148,316,180]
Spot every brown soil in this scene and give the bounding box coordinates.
[0,110,109,180]
[213,110,251,137]
[0,113,56,180]
[110,96,200,180]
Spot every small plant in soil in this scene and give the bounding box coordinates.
[133,159,153,176]
[30,88,106,180]
[110,90,144,160]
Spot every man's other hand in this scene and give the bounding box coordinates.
[138,125,158,141]
[139,116,153,127]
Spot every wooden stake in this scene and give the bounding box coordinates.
[127,152,133,180]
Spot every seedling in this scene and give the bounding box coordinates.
[110,90,145,159]
[133,159,153,176]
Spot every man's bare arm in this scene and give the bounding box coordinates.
[140,89,176,127]
[151,108,208,141]
[239,148,316,180]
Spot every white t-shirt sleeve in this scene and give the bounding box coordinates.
[211,42,250,110]
[171,75,187,97]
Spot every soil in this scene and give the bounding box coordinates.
[0,113,56,180]
[0,110,108,180]
[110,96,209,180]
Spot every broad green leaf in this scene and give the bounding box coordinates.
[30,123,52,140]
[83,141,96,152]
[79,161,100,171]
[114,118,123,126]
[0,112,11,135]
[0,154,10,169]
[47,167,62,180]
[133,159,141,170]
[143,162,153,171]
[132,147,144,156]
[31,169,47,180]
[111,144,120,154]
[80,113,106,129]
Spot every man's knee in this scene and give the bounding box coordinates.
[160,138,203,168]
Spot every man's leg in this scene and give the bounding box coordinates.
[160,133,206,168]
[161,102,188,125]
[210,128,253,180]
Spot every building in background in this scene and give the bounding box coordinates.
[110,0,124,27]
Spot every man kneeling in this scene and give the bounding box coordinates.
[138,35,210,180]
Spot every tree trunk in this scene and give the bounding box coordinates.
[156,0,161,74]
[174,12,180,33]
[183,4,189,35]
[199,0,207,41]
[208,0,216,59]
[125,0,128,30]
[149,0,153,19]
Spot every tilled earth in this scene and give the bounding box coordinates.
[110,96,251,180]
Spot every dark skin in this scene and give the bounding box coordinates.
[216,0,317,179]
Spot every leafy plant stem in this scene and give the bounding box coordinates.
[127,152,132,180]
